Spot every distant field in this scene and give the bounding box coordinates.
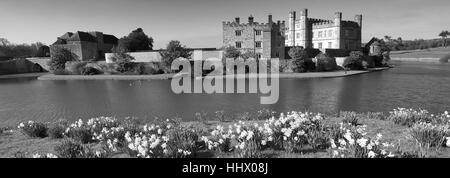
[390,47,450,58]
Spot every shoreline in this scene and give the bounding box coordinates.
[37,67,390,81]
[0,72,48,79]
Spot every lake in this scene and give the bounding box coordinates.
[1,61,449,126]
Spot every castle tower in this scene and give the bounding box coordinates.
[299,8,311,48]
[334,12,342,49]
[268,14,273,25]
[355,14,363,49]
[288,11,296,46]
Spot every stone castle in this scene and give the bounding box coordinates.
[285,9,362,50]
[50,31,118,61]
[222,15,286,60]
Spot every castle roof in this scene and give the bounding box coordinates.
[103,34,118,44]
[67,31,97,42]
[52,31,118,45]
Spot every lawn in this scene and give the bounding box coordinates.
[390,47,450,59]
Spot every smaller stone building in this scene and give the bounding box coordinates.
[223,15,286,60]
[50,31,118,61]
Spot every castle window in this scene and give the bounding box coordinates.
[328,30,333,37]
[328,42,332,48]
[255,41,262,48]
[318,42,323,49]
[255,30,262,36]
[296,33,300,39]
[236,41,242,48]
[318,31,323,38]
[275,52,279,57]
[235,30,242,36]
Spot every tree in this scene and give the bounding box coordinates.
[48,48,78,73]
[160,40,192,70]
[288,46,311,72]
[118,28,154,52]
[110,45,136,73]
[439,30,449,47]
[223,46,241,59]
[240,50,258,59]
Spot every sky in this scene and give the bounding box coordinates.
[0,0,449,49]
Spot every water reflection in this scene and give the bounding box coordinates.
[1,62,450,126]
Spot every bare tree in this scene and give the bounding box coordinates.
[0,38,10,46]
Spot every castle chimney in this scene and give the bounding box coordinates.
[355,14,362,27]
[334,12,342,26]
[235,17,240,24]
[248,15,254,24]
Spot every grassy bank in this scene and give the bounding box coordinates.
[1,108,449,158]
[37,68,390,81]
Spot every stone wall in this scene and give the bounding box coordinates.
[105,50,223,63]
[26,57,51,71]
[0,58,45,75]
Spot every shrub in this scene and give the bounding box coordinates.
[409,123,449,157]
[0,127,12,135]
[340,111,360,126]
[214,111,227,122]
[166,127,200,158]
[54,139,86,158]
[236,112,252,121]
[124,120,182,158]
[194,112,209,125]
[65,61,87,75]
[223,46,241,59]
[110,46,136,73]
[81,66,103,75]
[140,62,165,75]
[278,59,295,72]
[48,48,78,73]
[65,127,93,144]
[387,108,432,127]
[202,125,234,153]
[17,121,48,138]
[315,53,337,72]
[54,139,107,158]
[121,117,142,135]
[257,109,277,120]
[47,121,67,139]
[304,120,330,150]
[343,57,363,70]
[365,112,386,120]
[330,124,396,158]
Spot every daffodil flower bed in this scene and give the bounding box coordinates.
[10,108,450,158]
